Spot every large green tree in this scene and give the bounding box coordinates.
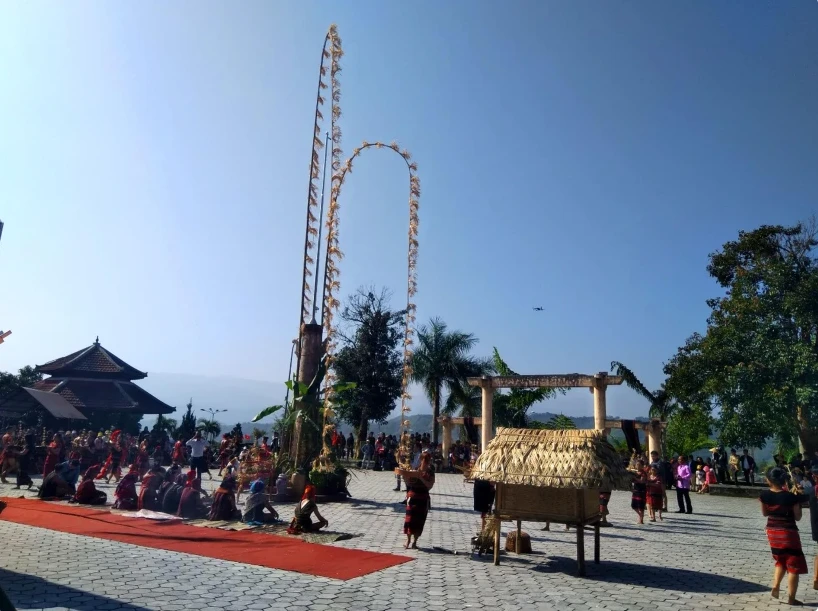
[0,365,43,402]
[176,399,197,441]
[333,288,405,445]
[664,221,818,452]
[492,348,567,428]
[411,318,487,444]
[663,404,716,457]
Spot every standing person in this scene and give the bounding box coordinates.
[675,454,693,514]
[631,461,647,525]
[761,466,807,605]
[808,466,818,591]
[217,434,232,476]
[186,431,211,480]
[171,440,185,465]
[14,432,36,490]
[717,446,729,483]
[42,433,63,478]
[271,431,281,454]
[742,449,757,485]
[400,451,435,549]
[728,448,741,485]
[346,432,355,459]
[646,466,665,522]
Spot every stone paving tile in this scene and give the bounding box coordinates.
[0,470,815,610]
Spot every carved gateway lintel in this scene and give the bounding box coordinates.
[466,374,624,389]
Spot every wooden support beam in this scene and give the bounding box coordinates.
[467,374,624,389]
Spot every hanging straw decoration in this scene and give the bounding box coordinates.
[319,140,420,467]
[297,24,343,327]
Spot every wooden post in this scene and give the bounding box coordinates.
[480,377,493,452]
[593,373,608,431]
[594,522,600,564]
[577,523,585,576]
[493,515,501,566]
[515,519,521,554]
[576,488,586,576]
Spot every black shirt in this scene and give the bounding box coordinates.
[760,489,804,530]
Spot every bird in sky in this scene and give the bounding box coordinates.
[532,307,544,311]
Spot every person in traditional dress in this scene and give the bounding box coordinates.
[287,484,328,534]
[113,468,139,510]
[473,478,495,533]
[72,465,108,505]
[134,441,150,481]
[171,440,185,465]
[39,460,81,500]
[97,431,124,483]
[631,461,647,524]
[401,451,435,549]
[177,470,209,519]
[208,476,240,521]
[646,465,665,522]
[160,477,184,515]
[138,466,165,511]
[242,480,279,523]
[42,433,64,478]
[761,466,807,605]
[14,433,36,490]
[0,434,19,484]
[217,434,232,476]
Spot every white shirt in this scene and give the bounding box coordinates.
[186,438,208,458]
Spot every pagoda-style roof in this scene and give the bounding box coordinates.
[36,338,147,381]
[0,338,177,417]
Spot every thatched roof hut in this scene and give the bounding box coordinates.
[471,428,632,491]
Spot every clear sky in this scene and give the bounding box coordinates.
[1,2,816,419]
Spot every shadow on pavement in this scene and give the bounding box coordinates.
[534,557,768,594]
[0,568,152,611]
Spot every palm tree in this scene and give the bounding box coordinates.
[443,378,482,418]
[610,361,677,453]
[411,318,488,444]
[196,419,221,443]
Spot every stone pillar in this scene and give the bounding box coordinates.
[441,417,452,467]
[480,376,493,452]
[593,373,608,431]
[647,421,662,457]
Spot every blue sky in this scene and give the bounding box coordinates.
[1,2,816,420]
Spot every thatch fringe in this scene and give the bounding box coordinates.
[471,428,632,491]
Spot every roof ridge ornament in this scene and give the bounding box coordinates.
[95,336,99,345]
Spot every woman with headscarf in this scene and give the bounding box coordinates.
[177,470,209,519]
[43,433,64,478]
[14,432,36,490]
[287,483,328,534]
[242,480,279,523]
[113,468,139,510]
[138,466,165,511]
[72,465,108,505]
[400,451,435,549]
[208,476,240,521]
[761,466,808,605]
[39,459,81,500]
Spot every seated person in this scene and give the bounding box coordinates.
[138,466,165,511]
[72,465,108,505]
[177,470,209,519]
[39,460,81,500]
[160,480,184,515]
[208,476,240,521]
[287,484,328,534]
[113,469,139,510]
[242,480,279,523]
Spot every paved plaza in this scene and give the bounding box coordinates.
[0,470,813,610]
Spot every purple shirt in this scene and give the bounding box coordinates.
[676,464,692,489]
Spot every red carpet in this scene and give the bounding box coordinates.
[0,497,411,580]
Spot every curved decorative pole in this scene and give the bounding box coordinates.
[319,141,421,458]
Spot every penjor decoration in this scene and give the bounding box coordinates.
[295,25,421,470]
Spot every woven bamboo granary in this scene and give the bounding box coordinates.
[470,428,631,575]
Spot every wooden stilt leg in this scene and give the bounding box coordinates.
[493,518,501,566]
[576,522,585,576]
[515,519,521,554]
[594,522,600,564]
